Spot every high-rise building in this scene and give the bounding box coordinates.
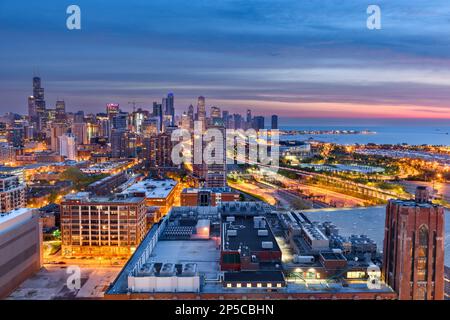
[382,186,445,300]
[111,130,136,158]
[71,122,88,145]
[73,110,85,124]
[50,123,67,152]
[60,192,147,257]
[106,103,120,120]
[222,110,230,129]
[142,117,160,137]
[246,109,252,124]
[59,133,77,160]
[197,96,206,129]
[112,112,128,131]
[0,208,43,298]
[55,100,66,123]
[145,133,173,169]
[271,115,278,130]
[163,93,175,126]
[7,125,25,148]
[96,114,111,139]
[181,112,192,131]
[0,175,26,213]
[28,96,37,123]
[187,104,194,120]
[152,102,163,132]
[252,116,265,131]
[211,106,221,119]
[32,77,46,130]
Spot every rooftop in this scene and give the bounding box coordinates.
[222,216,280,252]
[63,192,144,204]
[121,179,177,199]
[0,208,33,233]
[182,187,235,194]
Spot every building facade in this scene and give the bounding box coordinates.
[60,192,147,257]
[0,208,43,298]
[382,186,445,300]
[0,174,26,213]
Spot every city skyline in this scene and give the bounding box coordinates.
[1,1,450,119]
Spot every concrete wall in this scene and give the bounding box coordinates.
[0,213,42,298]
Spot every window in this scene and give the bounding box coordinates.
[226,283,232,288]
[257,283,262,288]
[267,283,272,288]
[236,283,241,288]
[246,283,252,288]
[417,225,429,282]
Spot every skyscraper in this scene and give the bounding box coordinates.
[28,96,36,122]
[106,103,120,120]
[252,116,265,131]
[187,104,194,120]
[163,93,175,126]
[246,109,252,124]
[152,102,163,132]
[32,77,46,130]
[382,186,445,300]
[271,115,278,130]
[197,96,206,129]
[55,100,66,123]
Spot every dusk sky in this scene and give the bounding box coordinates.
[1,0,450,119]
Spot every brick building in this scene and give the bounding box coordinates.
[383,186,445,300]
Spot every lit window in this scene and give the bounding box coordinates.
[276,283,282,288]
[236,283,241,288]
[226,283,232,288]
[246,283,252,288]
[257,283,262,288]
[267,283,272,288]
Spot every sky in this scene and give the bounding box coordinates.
[1,0,450,120]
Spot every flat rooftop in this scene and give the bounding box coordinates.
[63,192,144,204]
[222,216,280,252]
[122,179,177,199]
[148,240,220,278]
[182,187,235,194]
[303,206,450,266]
[0,208,33,233]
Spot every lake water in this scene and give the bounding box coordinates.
[277,118,450,146]
[304,207,450,266]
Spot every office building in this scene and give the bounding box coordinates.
[60,192,147,257]
[197,96,206,128]
[252,116,265,131]
[106,103,120,120]
[55,100,66,123]
[163,93,175,126]
[271,115,278,130]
